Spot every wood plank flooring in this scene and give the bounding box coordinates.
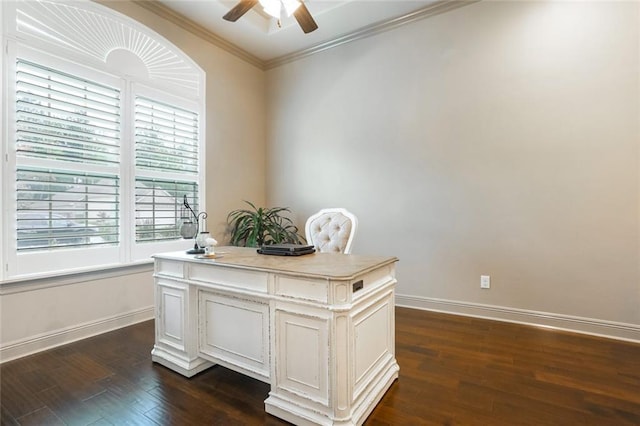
[1,307,639,425]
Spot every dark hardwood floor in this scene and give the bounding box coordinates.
[1,307,639,425]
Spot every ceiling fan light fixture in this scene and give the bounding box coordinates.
[282,0,301,17]
[259,0,281,19]
[223,0,318,34]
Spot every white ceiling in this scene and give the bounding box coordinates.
[153,0,442,63]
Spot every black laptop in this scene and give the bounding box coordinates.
[257,243,315,256]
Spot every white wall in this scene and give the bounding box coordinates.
[0,0,267,361]
[266,1,640,338]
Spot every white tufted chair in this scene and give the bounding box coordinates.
[305,208,358,254]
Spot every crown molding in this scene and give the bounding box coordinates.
[130,0,265,69]
[130,0,478,71]
[264,0,479,69]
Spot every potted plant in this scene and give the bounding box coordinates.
[227,201,305,247]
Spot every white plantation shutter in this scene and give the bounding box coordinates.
[16,61,120,165]
[16,168,119,251]
[15,60,121,252]
[3,0,205,279]
[134,96,200,243]
[135,96,199,174]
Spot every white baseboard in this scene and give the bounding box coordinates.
[0,306,155,363]
[3,298,637,364]
[396,294,640,344]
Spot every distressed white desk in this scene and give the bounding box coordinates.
[152,247,399,425]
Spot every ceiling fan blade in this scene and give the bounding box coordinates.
[223,0,259,22]
[293,2,318,33]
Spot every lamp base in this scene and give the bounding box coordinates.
[186,248,205,254]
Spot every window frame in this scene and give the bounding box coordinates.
[1,1,206,281]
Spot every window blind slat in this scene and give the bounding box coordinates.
[17,115,120,142]
[135,134,198,149]
[16,129,120,152]
[135,147,198,163]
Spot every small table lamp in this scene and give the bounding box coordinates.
[180,195,207,254]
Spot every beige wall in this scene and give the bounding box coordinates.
[1,0,267,361]
[266,1,640,326]
[0,269,154,361]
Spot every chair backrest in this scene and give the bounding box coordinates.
[305,208,358,254]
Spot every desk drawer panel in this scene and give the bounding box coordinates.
[189,264,268,292]
[275,276,328,303]
[156,259,184,278]
[199,291,270,381]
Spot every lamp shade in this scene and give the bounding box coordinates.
[180,221,197,239]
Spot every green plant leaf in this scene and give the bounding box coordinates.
[226,201,304,247]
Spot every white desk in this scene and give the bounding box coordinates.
[152,247,399,425]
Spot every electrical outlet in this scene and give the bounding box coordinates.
[480,275,490,289]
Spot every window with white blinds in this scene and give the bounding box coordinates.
[3,0,205,279]
[9,57,203,270]
[134,96,200,244]
[15,60,121,252]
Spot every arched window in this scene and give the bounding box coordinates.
[1,0,206,279]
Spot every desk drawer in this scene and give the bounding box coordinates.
[189,263,268,293]
[275,275,328,303]
[155,259,184,278]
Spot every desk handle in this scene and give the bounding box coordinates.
[352,280,364,293]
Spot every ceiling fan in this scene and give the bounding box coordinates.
[223,0,318,34]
